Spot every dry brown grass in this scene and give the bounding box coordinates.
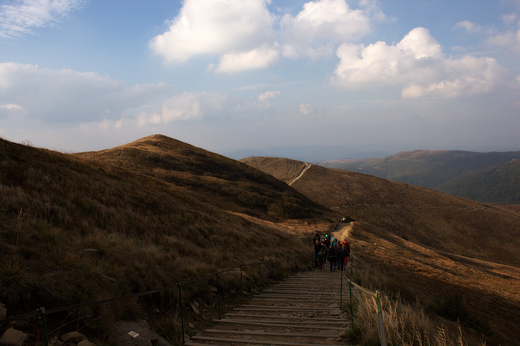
[0,137,334,344]
[243,157,520,345]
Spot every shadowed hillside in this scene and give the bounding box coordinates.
[76,135,330,220]
[437,159,520,204]
[241,156,520,345]
[0,136,335,345]
[319,150,520,204]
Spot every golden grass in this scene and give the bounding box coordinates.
[0,137,333,344]
[245,157,520,345]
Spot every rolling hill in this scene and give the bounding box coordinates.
[0,135,335,345]
[241,156,520,345]
[319,150,520,204]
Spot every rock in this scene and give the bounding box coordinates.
[115,320,173,346]
[188,323,195,329]
[0,303,7,320]
[77,340,95,346]
[0,328,29,346]
[336,337,343,342]
[339,330,349,338]
[190,304,200,315]
[191,301,199,309]
[8,321,28,330]
[61,332,86,343]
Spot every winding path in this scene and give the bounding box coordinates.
[185,270,350,346]
[289,163,312,186]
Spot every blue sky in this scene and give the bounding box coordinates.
[1,0,520,161]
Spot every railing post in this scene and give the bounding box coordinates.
[340,273,343,308]
[376,291,387,346]
[240,265,243,306]
[177,282,185,345]
[39,307,48,346]
[349,279,354,327]
[216,273,221,320]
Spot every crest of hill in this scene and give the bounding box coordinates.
[75,134,332,221]
[242,156,520,345]
[0,137,334,343]
[319,149,520,204]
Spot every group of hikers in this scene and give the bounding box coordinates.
[314,233,350,272]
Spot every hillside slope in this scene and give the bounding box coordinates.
[319,150,520,204]
[437,159,520,204]
[0,137,335,344]
[76,135,330,220]
[241,156,520,345]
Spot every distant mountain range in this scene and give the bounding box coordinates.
[319,150,520,205]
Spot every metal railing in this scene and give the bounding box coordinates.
[0,259,307,346]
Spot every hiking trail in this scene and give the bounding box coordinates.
[185,269,349,346]
[289,163,312,186]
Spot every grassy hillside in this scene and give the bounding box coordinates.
[76,135,329,220]
[242,156,520,345]
[0,136,335,344]
[319,150,520,204]
[438,159,520,204]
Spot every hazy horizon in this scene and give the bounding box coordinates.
[2,0,520,156]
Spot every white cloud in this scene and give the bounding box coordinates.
[487,28,520,54]
[331,27,509,98]
[149,0,275,63]
[299,103,314,115]
[138,91,232,125]
[258,90,281,101]
[150,0,380,71]
[0,0,85,38]
[214,46,280,73]
[0,103,22,110]
[502,13,517,25]
[454,20,481,33]
[280,0,372,58]
[0,63,169,123]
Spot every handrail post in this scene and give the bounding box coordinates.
[340,273,343,308]
[349,279,354,327]
[258,262,261,286]
[177,282,185,345]
[375,291,387,346]
[240,264,243,306]
[39,307,49,346]
[216,273,221,320]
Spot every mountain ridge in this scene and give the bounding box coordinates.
[319,149,520,204]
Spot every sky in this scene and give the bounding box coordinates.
[1,0,520,161]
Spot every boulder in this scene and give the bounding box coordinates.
[0,328,29,346]
[0,303,7,320]
[115,320,173,346]
[61,331,86,343]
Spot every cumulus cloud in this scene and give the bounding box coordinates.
[454,20,481,33]
[258,90,281,101]
[214,46,280,73]
[150,0,380,71]
[138,91,232,125]
[280,0,372,58]
[331,27,509,98]
[0,0,85,38]
[149,0,275,63]
[0,63,169,123]
[299,103,314,115]
[487,27,520,54]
